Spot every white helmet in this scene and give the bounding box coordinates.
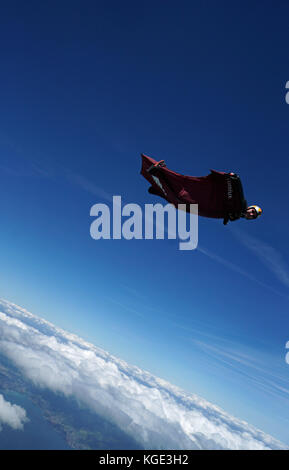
[247,205,262,217]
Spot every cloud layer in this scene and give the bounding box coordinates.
[0,298,286,450]
[0,393,27,431]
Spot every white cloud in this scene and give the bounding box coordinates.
[232,229,289,289]
[66,172,113,201]
[0,298,286,450]
[0,394,28,431]
[190,335,289,402]
[197,245,288,298]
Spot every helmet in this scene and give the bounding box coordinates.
[247,205,262,217]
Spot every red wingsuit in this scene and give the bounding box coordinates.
[140,154,247,224]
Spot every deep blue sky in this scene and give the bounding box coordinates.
[1,1,289,444]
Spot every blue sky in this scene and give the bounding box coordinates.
[0,1,289,445]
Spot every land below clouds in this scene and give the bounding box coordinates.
[0,353,142,450]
